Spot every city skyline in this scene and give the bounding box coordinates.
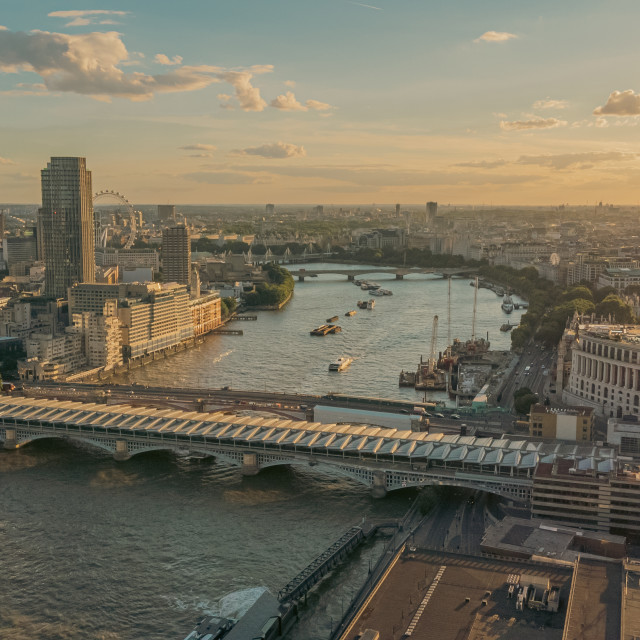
[1,2,640,205]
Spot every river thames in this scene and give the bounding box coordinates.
[1,265,524,639]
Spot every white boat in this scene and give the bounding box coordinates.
[501,295,514,314]
[370,289,384,296]
[329,356,353,371]
[379,289,393,296]
[367,299,375,309]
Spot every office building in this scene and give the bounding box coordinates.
[157,204,176,221]
[607,416,640,459]
[528,404,594,441]
[426,201,438,225]
[71,300,123,369]
[189,292,222,337]
[562,322,640,418]
[532,459,640,538]
[162,225,191,285]
[265,203,275,215]
[40,157,95,298]
[395,203,401,218]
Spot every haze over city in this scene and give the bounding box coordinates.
[2,1,640,204]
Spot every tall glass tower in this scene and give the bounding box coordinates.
[41,157,95,298]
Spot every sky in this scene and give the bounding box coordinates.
[1,0,640,206]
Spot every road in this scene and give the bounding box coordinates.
[500,344,556,412]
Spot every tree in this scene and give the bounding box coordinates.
[221,296,237,317]
[595,294,635,323]
[514,388,539,415]
[563,286,593,303]
[594,285,617,303]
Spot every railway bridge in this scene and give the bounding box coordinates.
[0,396,616,503]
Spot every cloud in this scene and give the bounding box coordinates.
[532,98,569,110]
[270,91,307,111]
[48,9,128,27]
[0,157,15,164]
[185,171,263,185]
[455,152,636,172]
[270,91,334,112]
[155,53,183,66]
[348,1,383,9]
[516,151,634,170]
[234,142,307,159]
[284,80,296,87]
[474,31,517,43]
[179,144,216,151]
[0,82,48,96]
[0,28,271,107]
[594,89,640,116]
[187,153,213,158]
[500,116,567,131]
[0,26,7,31]
[454,159,508,169]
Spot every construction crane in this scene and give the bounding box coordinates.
[471,276,478,343]
[429,315,439,373]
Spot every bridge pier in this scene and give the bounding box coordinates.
[347,274,355,281]
[371,470,388,498]
[241,452,260,476]
[2,428,18,450]
[113,440,131,461]
[298,276,305,282]
[395,273,404,280]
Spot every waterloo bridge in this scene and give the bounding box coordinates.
[0,396,616,503]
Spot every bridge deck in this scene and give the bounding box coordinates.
[0,397,617,482]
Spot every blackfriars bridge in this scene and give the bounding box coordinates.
[0,396,616,502]
[286,266,476,281]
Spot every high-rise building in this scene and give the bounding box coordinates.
[395,203,401,218]
[158,204,176,221]
[0,210,5,240]
[266,203,275,215]
[162,224,191,285]
[426,201,438,225]
[40,157,95,298]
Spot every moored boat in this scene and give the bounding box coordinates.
[326,315,339,323]
[345,310,356,316]
[329,356,353,371]
[501,295,514,314]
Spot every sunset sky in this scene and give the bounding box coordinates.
[1,1,639,205]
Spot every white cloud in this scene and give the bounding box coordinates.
[532,98,569,110]
[306,98,333,111]
[270,91,334,112]
[48,9,128,27]
[179,144,216,151]
[155,53,183,66]
[0,157,15,164]
[474,31,518,43]
[0,26,8,31]
[234,142,307,159]
[500,117,567,131]
[0,28,272,107]
[271,91,307,111]
[284,80,296,87]
[594,89,640,116]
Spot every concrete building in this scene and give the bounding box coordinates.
[597,267,640,291]
[121,267,152,283]
[118,283,193,359]
[532,459,640,538]
[607,416,640,459]
[0,302,32,342]
[265,203,275,215]
[40,157,95,298]
[162,225,191,285]
[3,231,38,271]
[356,228,406,249]
[426,201,437,225]
[21,328,86,380]
[189,292,222,337]
[157,204,175,221]
[562,322,640,418]
[71,300,123,369]
[566,255,638,287]
[95,247,159,271]
[528,404,594,441]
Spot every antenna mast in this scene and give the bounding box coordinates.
[471,276,478,343]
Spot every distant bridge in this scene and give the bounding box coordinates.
[0,397,617,504]
[286,267,476,281]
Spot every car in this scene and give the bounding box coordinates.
[399,409,409,414]
[434,412,445,418]
[450,414,461,420]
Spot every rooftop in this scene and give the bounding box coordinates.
[531,404,594,417]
